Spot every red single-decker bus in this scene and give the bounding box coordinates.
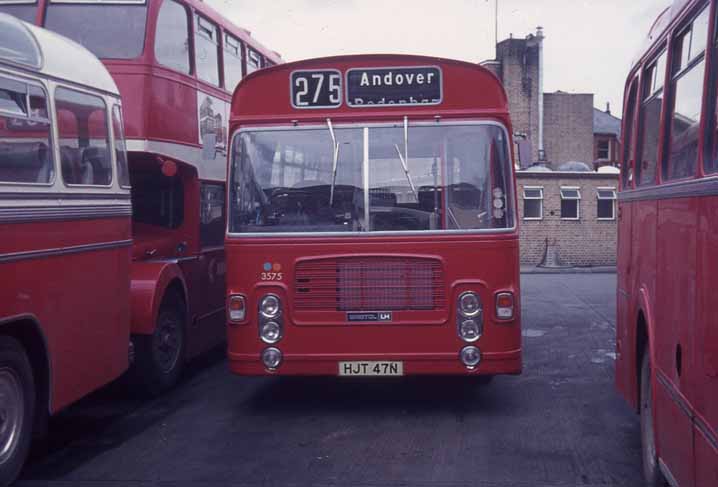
[225,55,522,378]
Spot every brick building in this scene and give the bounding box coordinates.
[516,170,619,266]
[482,30,620,170]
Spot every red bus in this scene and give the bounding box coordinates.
[0,14,131,485]
[616,0,718,485]
[0,0,282,393]
[225,55,522,378]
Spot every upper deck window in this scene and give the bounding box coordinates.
[229,123,514,235]
[0,77,53,184]
[637,49,667,186]
[0,0,38,23]
[0,12,42,69]
[45,0,148,60]
[664,5,709,181]
[194,14,219,86]
[55,87,112,187]
[155,0,190,74]
[224,33,243,92]
[246,47,262,75]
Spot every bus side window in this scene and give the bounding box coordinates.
[56,87,112,186]
[224,33,244,92]
[195,14,220,86]
[637,50,667,186]
[200,183,226,247]
[246,47,262,75]
[155,0,191,74]
[664,5,709,181]
[621,79,639,189]
[112,105,130,188]
[0,77,54,184]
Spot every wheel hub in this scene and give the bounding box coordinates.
[0,367,23,466]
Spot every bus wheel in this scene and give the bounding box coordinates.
[0,337,35,487]
[640,351,665,486]
[132,294,186,396]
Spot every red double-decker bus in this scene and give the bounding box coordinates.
[225,55,521,378]
[0,0,282,393]
[615,0,718,485]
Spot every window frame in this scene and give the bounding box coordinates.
[228,120,518,237]
[199,181,226,248]
[0,74,55,187]
[621,77,640,191]
[522,186,544,221]
[596,139,611,161]
[246,46,263,75]
[54,84,113,188]
[111,104,131,189]
[663,3,710,181]
[596,186,617,221]
[560,186,581,221]
[636,47,668,187]
[223,31,244,92]
[194,13,221,87]
[153,0,192,75]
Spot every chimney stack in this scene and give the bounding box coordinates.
[606,102,611,115]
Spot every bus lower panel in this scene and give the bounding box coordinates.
[228,349,521,376]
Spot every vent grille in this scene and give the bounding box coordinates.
[295,257,445,311]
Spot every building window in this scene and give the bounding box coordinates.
[597,139,610,160]
[596,187,616,220]
[522,186,543,220]
[560,187,581,220]
[195,15,220,86]
[154,0,190,74]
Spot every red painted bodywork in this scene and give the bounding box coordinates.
[0,219,131,413]
[226,55,522,377]
[616,1,718,484]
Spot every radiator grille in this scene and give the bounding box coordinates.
[294,257,445,311]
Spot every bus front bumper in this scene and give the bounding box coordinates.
[228,349,522,376]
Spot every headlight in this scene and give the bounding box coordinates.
[261,347,282,370]
[260,321,282,344]
[459,319,481,342]
[460,346,481,368]
[458,292,481,318]
[260,294,281,318]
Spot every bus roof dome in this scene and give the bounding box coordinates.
[0,13,118,96]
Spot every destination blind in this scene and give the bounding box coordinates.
[346,66,442,107]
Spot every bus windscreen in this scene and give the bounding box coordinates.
[44,1,148,60]
[229,123,513,234]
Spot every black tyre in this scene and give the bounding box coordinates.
[131,293,186,396]
[640,351,666,486]
[0,337,35,487]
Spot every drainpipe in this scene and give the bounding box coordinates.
[536,26,545,161]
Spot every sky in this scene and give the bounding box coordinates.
[205,0,671,118]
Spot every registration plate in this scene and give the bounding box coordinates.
[338,361,404,376]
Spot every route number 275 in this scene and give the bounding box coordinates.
[292,71,342,108]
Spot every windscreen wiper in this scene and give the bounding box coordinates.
[393,116,418,200]
[327,118,341,206]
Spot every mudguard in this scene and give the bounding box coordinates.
[130,261,188,335]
